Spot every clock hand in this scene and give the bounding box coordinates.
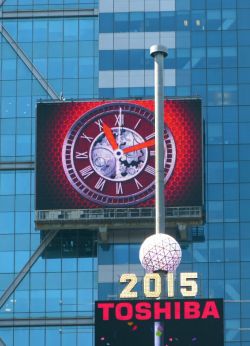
[103,123,119,150]
[123,139,155,154]
[118,107,122,147]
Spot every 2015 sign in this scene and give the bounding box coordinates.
[119,272,198,298]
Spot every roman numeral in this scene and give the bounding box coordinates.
[79,166,94,179]
[145,165,155,175]
[134,178,143,190]
[145,133,155,140]
[81,133,93,143]
[116,182,123,195]
[95,119,103,132]
[75,152,88,159]
[134,118,141,130]
[115,108,124,127]
[95,177,106,191]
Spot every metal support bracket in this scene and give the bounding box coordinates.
[99,225,108,243]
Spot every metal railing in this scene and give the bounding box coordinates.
[36,206,202,222]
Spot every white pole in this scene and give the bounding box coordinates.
[150,45,168,235]
[150,44,168,346]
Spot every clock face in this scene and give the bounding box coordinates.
[62,102,176,206]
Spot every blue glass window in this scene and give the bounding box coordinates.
[114,87,129,98]
[130,50,144,69]
[208,201,223,221]
[2,59,16,80]
[30,328,45,346]
[224,123,238,144]
[130,12,144,32]
[0,252,14,273]
[114,244,129,264]
[98,244,113,265]
[64,19,78,41]
[239,123,250,143]
[114,51,128,70]
[209,263,224,279]
[145,12,159,31]
[223,47,237,67]
[224,183,239,201]
[79,19,95,41]
[225,240,240,261]
[239,84,250,105]
[48,20,63,41]
[191,32,206,46]
[191,0,206,9]
[192,48,206,68]
[207,69,222,84]
[238,9,250,29]
[207,123,223,144]
[114,13,129,32]
[207,10,221,30]
[33,20,47,41]
[177,11,190,30]
[99,13,113,33]
[207,47,221,68]
[208,223,223,239]
[222,10,236,30]
[160,12,175,30]
[222,31,237,46]
[191,10,206,30]
[207,31,221,46]
[208,183,223,200]
[207,85,222,106]
[209,240,224,262]
[18,21,32,42]
[241,240,250,260]
[79,57,94,78]
[176,49,191,69]
[99,51,113,70]
[192,69,206,84]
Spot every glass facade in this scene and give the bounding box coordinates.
[0,0,250,345]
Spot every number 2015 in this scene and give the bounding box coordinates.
[119,272,198,299]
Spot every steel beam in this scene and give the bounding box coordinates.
[1,8,98,19]
[0,162,35,171]
[0,316,93,327]
[0,0,6,8]
[0,230,59,309]
[0,24,59,100]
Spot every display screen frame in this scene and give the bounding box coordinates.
[95,298,224,346]
[36,98,203,211]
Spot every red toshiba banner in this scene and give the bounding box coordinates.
[96,299,221,321]
[36,99,203,210]
[95,299,224,346]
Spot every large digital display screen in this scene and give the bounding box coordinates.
[36,99,202,210]
[95,299,224,346]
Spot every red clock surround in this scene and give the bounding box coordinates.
[36,99,202,210]
[62,102,176,206]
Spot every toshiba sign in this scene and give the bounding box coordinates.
[96,300,220,321]
[95,299,223,346]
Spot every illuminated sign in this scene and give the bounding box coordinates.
[95,299,224,346]
[36,99,202,210]
[96,299,221,321]
[119,272,198,298]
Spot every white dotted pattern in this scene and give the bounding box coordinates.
[139,233,182,273]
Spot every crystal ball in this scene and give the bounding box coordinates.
[139,233,182,273]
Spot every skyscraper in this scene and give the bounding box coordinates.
[0,0,250,345]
